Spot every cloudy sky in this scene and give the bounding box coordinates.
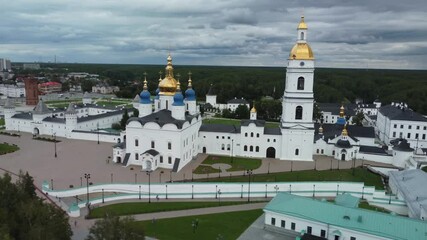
[1,0,427,69]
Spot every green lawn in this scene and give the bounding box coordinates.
[45,100,76,104]
[193,165,221,174]
[0,118,5,126]
[202,118,240,125]
[195,167,384,190]
[358,201,390,213]
[0,143,19,154]
[132,209,263,240]
[88,201,256,219]
[202,118,279,128]
[201,155,262,172]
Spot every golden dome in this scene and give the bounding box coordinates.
[297,16,308,30]
[342,124,348,136]
[159,54,178,96]
[289,43,314,60]
[339,105,345,117]
[250,106,257,113]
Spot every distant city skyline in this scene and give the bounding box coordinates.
[1,0,427,69]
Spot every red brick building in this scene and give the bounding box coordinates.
[24,78,39,105]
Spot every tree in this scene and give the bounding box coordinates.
[221,109,234,118]
[352,111,365,126]
[120,109,129,130]
[81,80,95,92]
[132,108,139,118]
[235,105,249,119]
[86,215,144,240]
[0,172,72,240]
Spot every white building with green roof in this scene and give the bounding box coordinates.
[264,192,427,240]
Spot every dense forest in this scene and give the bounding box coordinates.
[34,63,427,114]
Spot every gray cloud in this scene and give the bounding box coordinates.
[0,0,426,69]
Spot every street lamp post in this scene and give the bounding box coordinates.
[135,173,137,183]
[80,177,82,187]
[192,185,194,199]
[53,133,57,158]
[274,185,279,195]
[97,122,99,144]
[268,162,270,174]
[289,184,292,194]
[102,188,104,203]
[265,184,267,198]
[218,189,222,206]
[337,184,340,196]
[84,173,91,205]
[139,185,141,200]
[166,185,168,199]
[247,169,253,202]
[362,186,365,200]
[147,170,152,203]
[241,184,243,198]
[313,184,316,198]
[50,179,53,190]
[231,139,234,163]
[215,185,218,199]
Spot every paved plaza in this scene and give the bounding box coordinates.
[0,132,391,190]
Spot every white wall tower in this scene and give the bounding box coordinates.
[139,74,153,118]
[185,72,197,115]
[280,16,315,161]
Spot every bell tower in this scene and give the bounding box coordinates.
[280,16,315,161]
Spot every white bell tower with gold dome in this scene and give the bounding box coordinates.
[280,16,315,161]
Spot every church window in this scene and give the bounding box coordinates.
[244,145,248,151]
[256,133,260,138]
[417,126,420,130]
[332,150,335,155]
[251,132,254,137]
[222,136,224,139]
[151,141,155,148]
[295,106,303,120]
[400,125,403,129]
[409,125,412,129]
[297,77,305,90]
[160,156,163,163]
[273,139,276,142]
[245,133,248,137]
[392,132,396,138]
[227,144,230,150]
[166,100,169,110]
[316,149,319,154]
[250,146,253,152]
[135,153,139,160]
[424,126,427,130]
[399,132,403,138]
[267,139,270,142]
[422,134,426,140]
[221,144,225,150]
[255,146,259,152]
[300,32,304,40]
[407,133,411,139]
[295,149,299,156]
[321,149,324,154]
[216,136,219,139]
[135,139,139,147]
[168,157,172,164]
[168,142,172,150]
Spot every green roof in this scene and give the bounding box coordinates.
[335,193,360,208]
[264,193,427,240]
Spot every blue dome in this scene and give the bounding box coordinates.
[336,117,346,125]
[155,87,160,99]
[172,91,185,106]
[139,90,151,104]
[185,88,196,101]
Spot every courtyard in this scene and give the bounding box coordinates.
[0,132,391,190]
